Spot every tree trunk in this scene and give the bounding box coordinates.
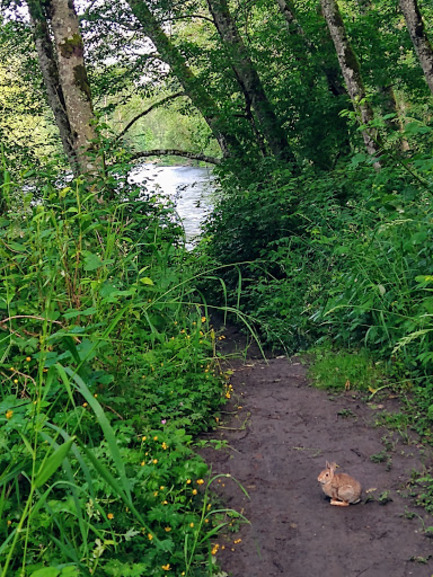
[26,0,79,174]
[48,0,99,174]
[275,0,346,97]
[206,0,296,163]
[126,0,243,159]
[399,0,433,96]
[320,0,380,158]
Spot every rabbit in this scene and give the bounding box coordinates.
[317,461,362,506]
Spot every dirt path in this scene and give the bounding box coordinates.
[200,355,433,577]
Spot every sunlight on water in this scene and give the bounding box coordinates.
[130,164,214,247]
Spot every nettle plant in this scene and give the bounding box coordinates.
[0,173,240,576]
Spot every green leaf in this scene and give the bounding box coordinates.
[63,307,97,319]
[140,277,154,285]
[35,438,75,488]
[83,252,102,271]
[30,567,60,577]
[60,568,80,577]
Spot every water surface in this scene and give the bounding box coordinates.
[130,164,214,246]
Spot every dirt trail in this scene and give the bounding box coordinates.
[200,355,433,577]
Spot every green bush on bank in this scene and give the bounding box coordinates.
[0,170,234,576]
[198,146,433,425]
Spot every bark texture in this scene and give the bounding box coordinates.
[27,0,79,173]
[49,0,98,174]
[126,0,242,158]
[206,0,295,163]
[320,0,380,157]
[399,0,433,96]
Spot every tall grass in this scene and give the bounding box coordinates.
[0,171,239,576]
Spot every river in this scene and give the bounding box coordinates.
[130,164,214,247]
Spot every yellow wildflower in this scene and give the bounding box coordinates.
[5,410,13,419]
[107,513,114,520]
[196,479,205,485]
[161,565,171,572]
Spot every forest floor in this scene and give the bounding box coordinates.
[199,328,433,577]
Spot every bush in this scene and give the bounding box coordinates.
[0,170,236,576]
[199,155,433,393]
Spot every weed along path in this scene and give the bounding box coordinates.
[200,355,433,577]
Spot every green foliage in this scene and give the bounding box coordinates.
[199,135,433,429]
[0,167,234,575]
[308,345,385,391]
[0,20,61,175]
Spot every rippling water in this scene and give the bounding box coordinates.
[130,164,214,247]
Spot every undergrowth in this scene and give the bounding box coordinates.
[198,131,433,433]
[0,167,242,576]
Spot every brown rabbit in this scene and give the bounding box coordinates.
[317,461,362,506]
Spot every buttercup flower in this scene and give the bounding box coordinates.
[5,410,13,419]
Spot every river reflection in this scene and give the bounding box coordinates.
[130,164,214,247]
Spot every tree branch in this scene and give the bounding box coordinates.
[161,14,215,25]
[130,149,221,165]
[115,91,186,142]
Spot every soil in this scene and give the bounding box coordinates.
[199,333,433,577]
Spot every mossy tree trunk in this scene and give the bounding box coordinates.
[206,0,296,163]
[320,0,381,159]
[26,0,79,174]
[48,0,99,174]
[399,0,433,96]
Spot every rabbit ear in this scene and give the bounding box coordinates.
[326,461,336,471]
